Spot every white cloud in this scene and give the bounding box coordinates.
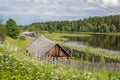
[102,0,119,7]
[86,0,96,3]
[17,0,57,5]
[18,0,31,3]
[37,0,49,4]
[86,0,120,8]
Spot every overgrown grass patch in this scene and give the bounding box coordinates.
[0,46,120,80]
[6,37,31,49]
[45,32,91,41]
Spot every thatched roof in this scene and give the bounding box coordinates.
[27,35,70,57]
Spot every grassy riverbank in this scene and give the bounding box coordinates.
[45,32,91,41]
[78,32,120,36]
[45,32,120,41]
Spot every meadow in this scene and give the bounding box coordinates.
[0,44,120,80]
[0,33,120,80]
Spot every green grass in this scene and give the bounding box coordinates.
[45,32,91,41]
[92,70,120,80]
[60,43,120,61]
[0,45,120,80]
[77,32,120,36]
[91,32,120,36]
[0,47,81,80]
[0,36,120,80]
[5,37,31,49]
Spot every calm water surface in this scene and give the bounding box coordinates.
[63,34,120,54]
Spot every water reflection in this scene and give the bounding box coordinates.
[63,34,120,54]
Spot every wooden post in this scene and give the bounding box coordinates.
[92,55,94,63]
[70,49,73,57]
[81,53,83,60]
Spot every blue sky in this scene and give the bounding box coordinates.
[0,0,120,25]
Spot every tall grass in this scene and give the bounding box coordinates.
[0,46,120,80]
[0,36,120,80]
[0,46,93,80]
[6,37,31,49]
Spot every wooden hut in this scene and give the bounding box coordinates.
[27,35,71,59]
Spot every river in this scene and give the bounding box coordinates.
[63,34,120,54]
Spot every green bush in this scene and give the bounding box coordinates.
[99,55,105,63]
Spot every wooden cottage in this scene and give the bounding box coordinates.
[27,35,71,59]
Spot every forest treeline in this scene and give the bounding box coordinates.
[0,14,120,40]
[25,14,120,33]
